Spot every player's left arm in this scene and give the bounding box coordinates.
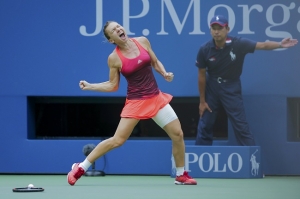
[256,38,298,50]
[137,36,174,82]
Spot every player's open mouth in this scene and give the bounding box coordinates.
[119,33,125,39]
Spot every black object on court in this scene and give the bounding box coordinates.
[12,187,44,192]
[83,144,106,176]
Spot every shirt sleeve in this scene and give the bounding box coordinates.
[195,47,206,69]
[238,37,257,54]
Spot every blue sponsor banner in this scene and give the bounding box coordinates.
[171,146,262,178]
[1,0,299,97]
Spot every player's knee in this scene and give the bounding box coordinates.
[111,136,126,148]
[171,129,184,142]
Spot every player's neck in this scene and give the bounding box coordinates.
[118,39,134,51]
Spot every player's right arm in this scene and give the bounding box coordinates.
[79,52,121,92]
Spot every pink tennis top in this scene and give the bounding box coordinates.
[116,38,159,100]
[116,38,172,119]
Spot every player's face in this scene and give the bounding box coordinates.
[210,24,229,42]
[106,22,128,44]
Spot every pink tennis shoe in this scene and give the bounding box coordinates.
[174,171,197,185]
[67,163,85,186]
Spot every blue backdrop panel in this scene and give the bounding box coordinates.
[0,0,299,96]
[0,0,300,176]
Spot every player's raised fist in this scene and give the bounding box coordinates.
[79,80,90,90]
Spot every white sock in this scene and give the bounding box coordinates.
[79,159,92,172]
[176,167,184,176]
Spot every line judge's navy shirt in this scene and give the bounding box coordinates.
[195,36,257,79]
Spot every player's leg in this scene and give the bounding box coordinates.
[152,104,197,185]
[86,118,139,162]
[153,108,184,168]
[220,80,255,146]
[67,118,139,185]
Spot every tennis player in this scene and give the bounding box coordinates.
[67,21,197,185]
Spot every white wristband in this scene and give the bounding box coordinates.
[279,42,282,48]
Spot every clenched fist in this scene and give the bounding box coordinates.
[164,72,174,82]
[79,80,91,90]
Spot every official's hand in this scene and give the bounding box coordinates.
[164,72,174,82]
[281,38,298,48]
[79,80,91,90]
[199,102,212,118]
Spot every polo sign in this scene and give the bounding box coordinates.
[171,146,262,178]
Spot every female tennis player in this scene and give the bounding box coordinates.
[67,21,197,185]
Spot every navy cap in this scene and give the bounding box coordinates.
[210,15,228,27]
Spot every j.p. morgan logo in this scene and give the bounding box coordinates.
[80,0,300,42]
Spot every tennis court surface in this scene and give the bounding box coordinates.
[1,174,300,199]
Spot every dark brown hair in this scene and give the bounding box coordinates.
[103,21,116,40]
